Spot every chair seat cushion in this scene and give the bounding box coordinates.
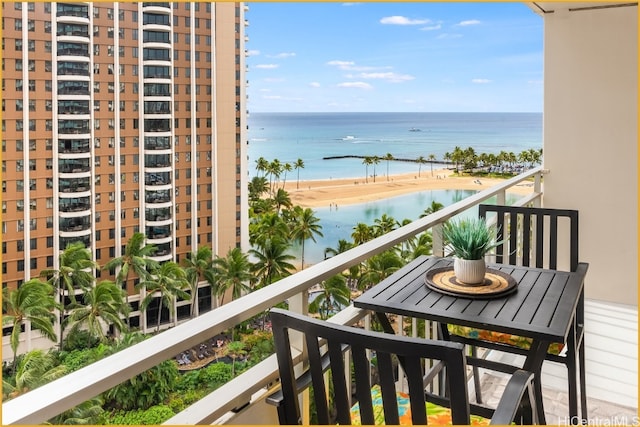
[350,385,490,425]
[447,324,565,355]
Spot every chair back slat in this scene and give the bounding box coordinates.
[269,308,471,425]
[329,341,352,425]
[479,204,579,272]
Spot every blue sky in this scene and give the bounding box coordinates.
[245,2,543,113]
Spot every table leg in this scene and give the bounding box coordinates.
[374,312,396,335]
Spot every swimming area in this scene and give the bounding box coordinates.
[247,112,542,264]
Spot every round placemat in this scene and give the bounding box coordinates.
[425,267,517,299]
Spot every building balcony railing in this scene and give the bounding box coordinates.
[3,168,547,425]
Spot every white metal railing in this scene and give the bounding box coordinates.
[2,167,544,425]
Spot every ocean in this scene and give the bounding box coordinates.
[247,112,542,264]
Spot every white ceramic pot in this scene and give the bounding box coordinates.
[453,258,486,285]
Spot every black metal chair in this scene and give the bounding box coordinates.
[440,204,584,422]
[267,308,539,425]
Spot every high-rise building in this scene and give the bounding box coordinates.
[1,2,249,340]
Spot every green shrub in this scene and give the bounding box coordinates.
[199,362,232,389]
[104,404,175,425]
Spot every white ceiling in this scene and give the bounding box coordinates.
[527,2,637,16]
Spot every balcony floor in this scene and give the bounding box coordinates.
[479,372,637,425]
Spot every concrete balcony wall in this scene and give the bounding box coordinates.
[540,3,638,304]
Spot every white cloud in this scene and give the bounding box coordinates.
[342,2,362,6]
[327,60,356,69]
[337,81,373,90]
[420,24,442,31]
[357,72,414,83]
[380,16,431,25]
[471,78,492,84]
[255,64,279,69]
[269,52,296,59]
[436,33,462,39]
[309,82,321,88]
[246,49,260,56]
[456,19,481,27]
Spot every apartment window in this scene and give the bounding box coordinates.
[15,100,23,111]
[46,217,53,228]
[15,39,23,51]
[30,238,37,250]
[47,236,53,247]
[17,260,25,272]
[30,259,37,271]
[30,100,36,111]
[45,41,52,52]
[15,59,22,71]
[28,40,35,51]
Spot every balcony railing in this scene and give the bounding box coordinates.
[2,168,544,425]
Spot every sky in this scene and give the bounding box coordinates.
[245,2,544,113]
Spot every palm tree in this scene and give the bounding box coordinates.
[371,156,380,182]
[281,162,292,189]
[403,231,434,261]
[137,261,190,332]
[309,275,351,320]
[324,239,359,286]
[249,238,296,288]
[248,176,269,202]
[351,222,373,245]
[273,188,293,214]
[2,350,66,399]
[183,246,214,317]
[63,280,130,345]
[2,279,58,369]
[267,159,282,195]
[250,212,290,247]
[362,156,373,183]
[294,158,305,189]
[383,152,394,181]
[289,206,323,270]
[420,201,445,218]
[48,396,104,425]
[428,154,437,177]
[225,341,247,377]
[416,155,426,177]
[210,247,254,306]
[254,156,269,177]
[40,241,97,348]
[103,232,159,325]
[372,213,398,238]
[358,251,404,291]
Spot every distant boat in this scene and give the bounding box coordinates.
[342,135,356,140]
[409,128,421,132]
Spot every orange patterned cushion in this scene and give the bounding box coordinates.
[350,385,490,425]
[447,324,565,355]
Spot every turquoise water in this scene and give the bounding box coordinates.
[248,112,542,181]
[247,112,541,264]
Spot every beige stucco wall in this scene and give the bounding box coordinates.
[541,6,637,304]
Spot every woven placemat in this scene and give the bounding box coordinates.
[425,267,518,299]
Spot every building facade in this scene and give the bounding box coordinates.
[1,2,249,345]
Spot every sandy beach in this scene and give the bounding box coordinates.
[282,168,532,208]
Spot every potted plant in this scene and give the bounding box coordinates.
[442,217,502,284]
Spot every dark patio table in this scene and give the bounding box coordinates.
[354,255,589,425]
